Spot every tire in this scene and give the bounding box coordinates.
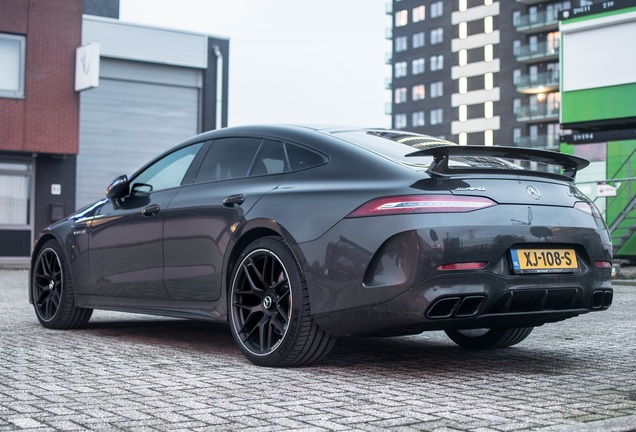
[31,240,93,329]
[445,327,533,349]
[228,236,336,367]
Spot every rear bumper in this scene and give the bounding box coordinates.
[313,271,613,336]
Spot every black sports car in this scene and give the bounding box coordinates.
[30,125,613,366]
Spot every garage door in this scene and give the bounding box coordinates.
[77,58,200,208]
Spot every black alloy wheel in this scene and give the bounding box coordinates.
[31,240,92,329]
[445,327,534,349]
[229,236,336,367]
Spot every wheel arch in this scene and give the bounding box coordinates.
[223,219,307,296]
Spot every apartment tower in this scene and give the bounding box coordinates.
[387,0,598,147]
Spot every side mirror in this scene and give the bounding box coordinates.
[106,174,129,208]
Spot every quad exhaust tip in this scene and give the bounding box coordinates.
[426,295,486,319]
[591,290,613,310]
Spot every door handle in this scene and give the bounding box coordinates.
[223,194,246,207]
[141,204,161,216]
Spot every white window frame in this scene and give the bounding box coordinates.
[412,84,426,101]
[412,58,425,75]
[413,5,426,23]
[394,87,408,104]
[430,54,444,71]
[431,2,444,18]
[394,62,408,78]
[395,10,408,27]
[412,32,425,49]
[0,158,34,229]
[395,36,408,52]
[431,81,443,98]
[430,28,444,45]
[0,33,26,99]
[430,108,443,125]
[412,111,426,127]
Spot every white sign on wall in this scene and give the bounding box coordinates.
[75,42,100,92]
[597,183,618,197]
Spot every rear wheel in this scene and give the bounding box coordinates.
[445,327,533,349]
[229,236,336,367]
[31,240,92,329]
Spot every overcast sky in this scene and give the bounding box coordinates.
[119,0,391,128]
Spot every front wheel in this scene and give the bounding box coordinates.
[445,327,533,349]
[31,240,93,329]
[229,236,336,367]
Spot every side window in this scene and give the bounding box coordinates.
[195,137,262,183]
[286,143,326,171]
[251,140,288,176]
[131,143,203,194]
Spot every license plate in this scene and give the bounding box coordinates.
[510,248,578,273]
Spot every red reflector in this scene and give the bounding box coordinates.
[347,195,496,218]
[437,262,488,271]
[594,261,612,268]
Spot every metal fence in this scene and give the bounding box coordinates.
[576,176,636,256]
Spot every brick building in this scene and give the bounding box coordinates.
[0,0,82,263]
[1,0,229,264]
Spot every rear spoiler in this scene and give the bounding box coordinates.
[406,145,589,180]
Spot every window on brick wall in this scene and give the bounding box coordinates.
[0,160,32,226]
[0,34,26,99]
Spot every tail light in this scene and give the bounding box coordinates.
[346,195,496,218]
[574,201,601,218]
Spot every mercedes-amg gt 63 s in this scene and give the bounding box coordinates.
[30,125,613,366]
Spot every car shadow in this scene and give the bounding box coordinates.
[78,316,579,375]
[324,334,579,377]
[83,317,238,354]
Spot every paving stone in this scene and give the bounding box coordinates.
[1,270,636,431]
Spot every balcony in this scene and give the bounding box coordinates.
[385,27,393,40]
[385,52,392,65]
[385,102,392,115]
[514,42,559,63]
[385,77,392,90]
[515,71,559,94]
[513,134,560,151]
[514,10,558,34]
[516,104,559,123]
[386,2,392,14]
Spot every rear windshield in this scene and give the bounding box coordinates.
[334,130,526,172]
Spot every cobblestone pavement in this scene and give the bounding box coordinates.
[1,269,635,431]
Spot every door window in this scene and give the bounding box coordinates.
[131,143,203,194]
[195,138,263,183]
